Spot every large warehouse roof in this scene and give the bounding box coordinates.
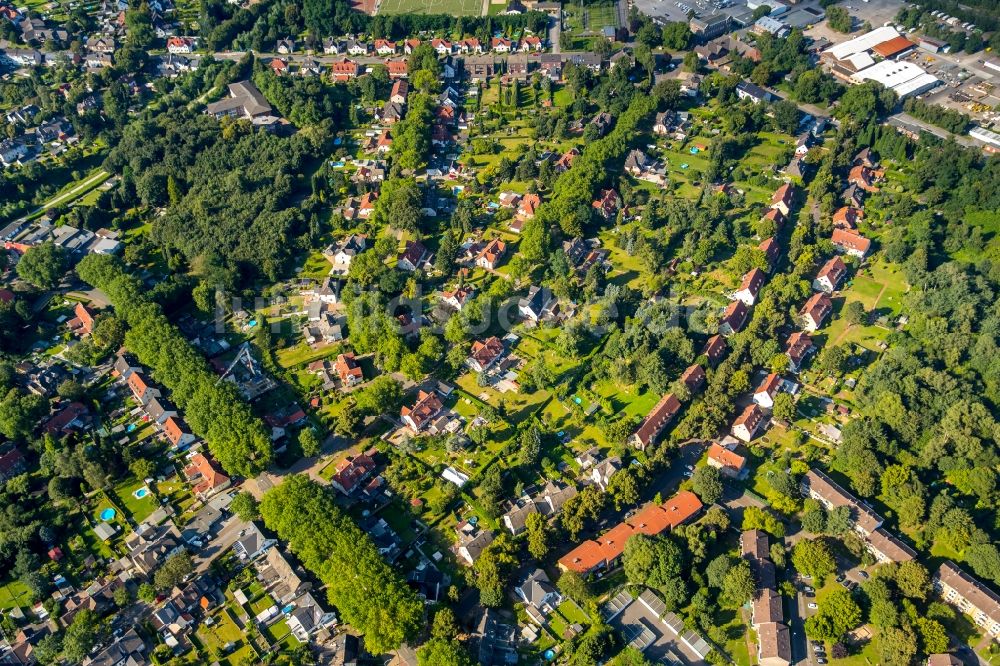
[824,26,901,60]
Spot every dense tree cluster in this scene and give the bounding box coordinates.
[76,254,272,476]
[259,475,423,653]
[104,107,331,286]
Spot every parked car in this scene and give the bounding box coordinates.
[818,659,828,664]
[808,603,819,609]
[858,571,870,579]
[804,586,815,592]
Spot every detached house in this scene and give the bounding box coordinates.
[813,256,847,293]
[701,334,727,367]
[592,188,620,220]
[334,353,363,387]
[784,331,814,372]
[401,390,444,432]
[516,569,562,625]
[848,165,882,192]
[233,523,277,562]
[719,299,750,335]
[752,373,783,410]
[442,284,474,311]
[474,238,506,270]
[681,364,707,394]
[732,404,765,442]
[330,58,360,81]
[163,416,195,449]
[770,183,795,217]
[707,442,748,479]
[397,240,429,271]
[831,228,871,259]
[734,268,767,306]
[833,206,862,229]
[286,592,337,642]
[800,292,833,332]
[467,337,505,373]
[183,453,231,499]
[330,450,377,495]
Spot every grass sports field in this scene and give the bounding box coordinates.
[377,0,482,15]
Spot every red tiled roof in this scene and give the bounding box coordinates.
[817,256,847,287]
[721,299,749,332]
[708,442,746,471]
[801,292,833,327]
[163,416,190,446]
[755,373,782,399]
[872,35,914,58]
[759,237,780,266]
[184,453,229,495]
[681,364,706,393]
[558,491,702,573]
[331,451,377,493]
[470,337,504,368]
[401,390,443,429]
[335,353,363,383]
[738,268,767,298]
[702,335,727,363]
[832,228,871,255]
[734,404,764,432]
[74,302,95,334]
[785,331,813,364]
[771,183,794,207]
[633,393,682,447]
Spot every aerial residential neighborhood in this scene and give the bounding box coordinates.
[0,0,999,662]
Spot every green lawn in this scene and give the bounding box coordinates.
[377,0,482,16]
[113,479,158,523]
[0,580,31,611]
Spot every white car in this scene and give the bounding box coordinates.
[808,602,818,609]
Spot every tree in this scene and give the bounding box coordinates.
[772,393,797,423]
[844,300,867,326]
[129,458,155,481]
[230,491,260,522]
[525,511,549,560]
[154,550,193,590]
[801,505,827,533]
[771,100,800,134]
[721,559,756,608]
[298,428,321,457]
[805,588,862,640]
[607,468,640,510]
[17,242,67,289]
[894,561,930,600]
[827,6,852,32]
[916,617,948,654]
[557,571,592,606]
[57,379,86,401]
[0,388,46,439]
[113,585,131,607]
[474,537,517,607]
[792,539,836,583]
[876,626,918,666]
[62,609,102,663]
[260,475,422,653]
[610,647,654,666]
[355,376,403,415]
[416,637,473,666]
[706,554,734,589]
[691,466,723,505]
[743,506,785,537]
[431,607,458,640]
[138,582,157,602]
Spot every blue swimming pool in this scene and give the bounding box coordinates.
[100,508,116,521]
[544,649,556,660]
[127,423,136,432]
[133,487,149,499]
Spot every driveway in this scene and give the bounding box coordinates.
[193,515,250,574]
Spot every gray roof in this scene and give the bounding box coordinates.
[206,80,273,118]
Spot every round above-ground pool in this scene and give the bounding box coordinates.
[133,487,149,499]
[100,508,116,521]
[543,649,556,660]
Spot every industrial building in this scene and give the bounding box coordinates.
[822,27,940,99]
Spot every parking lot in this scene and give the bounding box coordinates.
[605,589,708,665]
